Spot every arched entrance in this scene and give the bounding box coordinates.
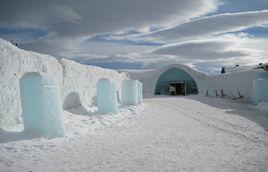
[154,68,198,95]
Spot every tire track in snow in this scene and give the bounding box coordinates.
[167,100,268,137]
[151,99,268,146]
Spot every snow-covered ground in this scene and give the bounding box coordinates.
[0,96,268,172]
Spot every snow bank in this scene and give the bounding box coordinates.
[0,39,128,129]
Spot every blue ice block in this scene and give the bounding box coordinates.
[97,78,118,113]
[138,81,143,104]
[121,79,139,105]
[252,78,268,105]
[20,73,64,138]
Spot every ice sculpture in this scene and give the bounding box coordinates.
[138,81,143,104]
[97,78,118,113]
[20,73,64,138]
[253,78,268,105]
[121,79,139,105]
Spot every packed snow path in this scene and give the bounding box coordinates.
[0,96,268,172]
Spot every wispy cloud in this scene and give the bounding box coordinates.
[138,10,268,42]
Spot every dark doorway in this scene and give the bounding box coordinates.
[169,82,186,95]
[155,68,198,95]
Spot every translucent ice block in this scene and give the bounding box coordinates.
[20,73,64,138]
[253,78,268,105]
[138,81,143,104]
[97,78,118,113]
[121,79,139,105]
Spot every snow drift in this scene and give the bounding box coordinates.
[0,39,128,129]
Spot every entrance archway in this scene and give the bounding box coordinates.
[154,68,198,95]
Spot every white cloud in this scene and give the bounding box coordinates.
[152,39,249,59]
[146,34,268,72]
[0,0,220,37]
[139,10,268,42]
[47,4,82,24]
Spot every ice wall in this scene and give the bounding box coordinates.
[0,39,128,129]
[20,73,64,138]
[121,79,139,105]
[97,78,118,113]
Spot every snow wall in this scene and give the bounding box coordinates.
[129,63,265,101]
[0,39,128,129]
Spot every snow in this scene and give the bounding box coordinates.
[0,96,267,171]
[252,102,268,112]
[0,39,128,129]
[97,78,118,113]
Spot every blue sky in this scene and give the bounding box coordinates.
[0,0,268,74]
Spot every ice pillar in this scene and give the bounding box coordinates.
[121,79,139,105]
[138,81,143,104]
[20,73,64,138]
[252,78,268,105]
[97,78,118,113]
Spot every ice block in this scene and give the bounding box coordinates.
[253,78,268,105]
[97,78,118,113]
[20,73,64,138]
[121,79,139,105]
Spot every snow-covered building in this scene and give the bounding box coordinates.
[129,63,268,101]
[129,64,205,96]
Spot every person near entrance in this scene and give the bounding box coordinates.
[169,85,176,95]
